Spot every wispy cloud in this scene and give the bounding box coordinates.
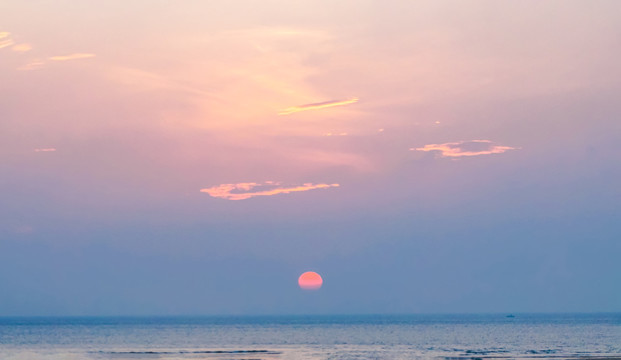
[279,97,358,115]
[49,53,95,61]
[0,36,14,49]
[411,140,517,157]
[18,60,45,71]
[201,181,339,200]
[34,148,57,152]
[2,31,94,68]
[12,43,32,52]
[1,33,31,51]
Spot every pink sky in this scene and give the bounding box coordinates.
[2,0,619,229]
[1,0,620,315]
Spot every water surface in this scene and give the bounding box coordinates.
[1,314,619,360]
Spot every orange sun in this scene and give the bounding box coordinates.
[298,271,323,290]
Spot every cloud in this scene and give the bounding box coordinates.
[1,31,93,68]
[200,181,339,200]
[0,38,14,49]
[411,140,517,157]
[18,61,45,71]
[34,148,57,152]
[49,53,95,61]
[12,43,32,52]
[279,97,359,115]
[0,33,30,51]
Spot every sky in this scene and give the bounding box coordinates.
[1,0,620,316]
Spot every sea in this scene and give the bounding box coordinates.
[0,314,619,360]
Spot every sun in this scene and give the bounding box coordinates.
[298,271,323,290]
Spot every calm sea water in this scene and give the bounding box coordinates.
[0,314,619,360]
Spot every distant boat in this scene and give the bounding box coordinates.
[506,314,515,318]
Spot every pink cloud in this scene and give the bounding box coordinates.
[49,53,95,61]
[34,148,57,152]
[0,38,14,49]
[200,181,339,200]
[279,97,358,115]
[18,61,45,71]
[411,140,517,157]
[12,43,32,52]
